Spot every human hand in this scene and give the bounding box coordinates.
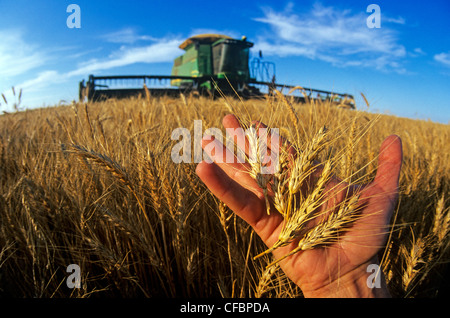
[196,114,402,297]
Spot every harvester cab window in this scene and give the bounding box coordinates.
[212,40,251,79]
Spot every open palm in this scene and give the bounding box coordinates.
[196,114,402,297]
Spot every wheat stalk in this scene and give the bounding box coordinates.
[251,126,331,259]
[68,144,131,187]
[401,231,425,294]
[266,193,361,267]
[254,159,333,259]
[246,123,273,215]
[143,84,151,104]
[1,93,448,298]
[255,263,278,298]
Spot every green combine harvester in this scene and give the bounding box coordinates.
[79,34,354,108]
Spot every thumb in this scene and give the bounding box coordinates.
[373,135,403,197]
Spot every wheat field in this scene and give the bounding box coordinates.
[0,93,448,298]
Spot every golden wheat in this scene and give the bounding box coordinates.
[0,93,448,298]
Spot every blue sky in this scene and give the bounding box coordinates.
[1,0,449,123]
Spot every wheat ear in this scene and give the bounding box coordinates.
[267,193,361,267]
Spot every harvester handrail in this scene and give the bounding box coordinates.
[249,79,354,100]
[89,74,205,83]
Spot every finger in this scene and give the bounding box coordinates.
[223,115,277,175]
[223,115,296,178]
[249,120,296,158]
[223,114,296,158]
[373,135,403,200]
[201,135,260,195]
[340,136,402,250]
[196,160,283,242]
[223,114,251,159]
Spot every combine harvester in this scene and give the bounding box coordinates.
[79,34,354,108]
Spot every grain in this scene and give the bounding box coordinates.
[0,94,447,298]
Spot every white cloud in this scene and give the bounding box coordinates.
[16,70,62,92]
[0,33,185,110]
[412,48,426,56]
[0,29,47,79]
[254,40,316,58]
[253,3,407,72]
[9,36,184,98]
[384,16,406,25]
[434,52,450,67]
[100,28,158,44]
[0,29,51,110]
[66,37,182,77]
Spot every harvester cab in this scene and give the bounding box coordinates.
[171,34,254,94]
[79,33,354,108]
